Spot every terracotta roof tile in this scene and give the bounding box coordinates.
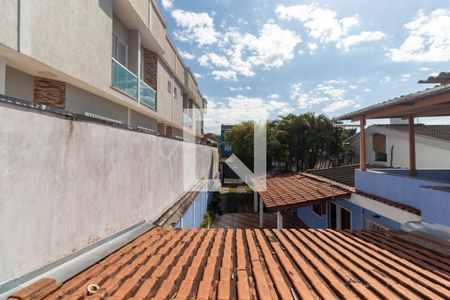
[9,228,450,300]
[259,173,353,210]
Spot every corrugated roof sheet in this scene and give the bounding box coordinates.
[10,227,450,300]
[337,85,450,120]
[258,173,353,210]
[376,124,450,142]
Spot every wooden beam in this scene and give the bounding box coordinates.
[351,93,450,121]
[360,116,367,171]
[408,115,417,177]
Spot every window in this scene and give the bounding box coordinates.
[112,34,128,67]
[174,87,177,99]
[312,203,326,216]
[167,80,172,94]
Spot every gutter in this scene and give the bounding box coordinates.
[0,221,154,300]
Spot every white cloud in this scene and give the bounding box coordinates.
[388,9,450,62]
[337,31,386,51]
[276,4,385,51]
[161,0,173,10]
[322,100,358,113]
[364,88,371,92]
[401,73,412,82]
[289,80,359,114]
[203,96,294,133]
[268,94,280,99]
[211,70,237,81]
[307,42,319,54]
[419,67,431,72]
[198,53,230,68]
[179,50,195,60]
[193,72,202,78]
[380,76,391,84]
[171,10,219,46]
[221,22,301,77]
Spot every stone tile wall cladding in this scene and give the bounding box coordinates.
[143,49,158,91]
[33,77,66,109]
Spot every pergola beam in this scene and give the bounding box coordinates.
[350,94,450,121]
[359,116,367,171]
[408,115,417,177]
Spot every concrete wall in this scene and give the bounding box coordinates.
[5,66,34,101]
[130,109,157,130]
[0,103,218,283]
[157,59,174,122]
[66,84,129,124]
[0,0,18,50]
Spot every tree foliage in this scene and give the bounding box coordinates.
[225,113,355,172]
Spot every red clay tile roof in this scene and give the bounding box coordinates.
[10,227,450,300]
[356,191,422,216]
[259,173,353,210]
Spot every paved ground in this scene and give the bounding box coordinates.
[212,212,308,229]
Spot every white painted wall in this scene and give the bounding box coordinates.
[386,135,450,169]
[0,103,218,283]
[351,129,450,168]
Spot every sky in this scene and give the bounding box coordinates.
[158,0,450,133]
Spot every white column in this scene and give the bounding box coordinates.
[0,56,6,95]
[259,197,264,228]
[277,211,283,229]
[253,192,258,213]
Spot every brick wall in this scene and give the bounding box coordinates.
[33,77,66,109]
[143,49,158,91]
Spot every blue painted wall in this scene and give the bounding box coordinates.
[355,169,450,209]
[296,199,401,230]
[420,187,450,227]
[174,190,214,229]
[297,206,327,229]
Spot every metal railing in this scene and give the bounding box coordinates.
[112,58,156,110]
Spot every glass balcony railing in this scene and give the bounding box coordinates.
[112,58,138,99]
[183,112,192,128]
[139,80,156,110]
[112,58,156,110]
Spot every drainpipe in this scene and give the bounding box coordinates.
[259,197,264,228]
[277,211,283,229]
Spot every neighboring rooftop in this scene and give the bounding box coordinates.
[10,227,450,300]
[418,72,450,85]
[307,165,358,187]
[259,173,353,210]
[376,124,450,142]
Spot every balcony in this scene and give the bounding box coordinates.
[111,58,156,110]
[183,112,192,128]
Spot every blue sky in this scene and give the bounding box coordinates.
[158,0,450,132]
